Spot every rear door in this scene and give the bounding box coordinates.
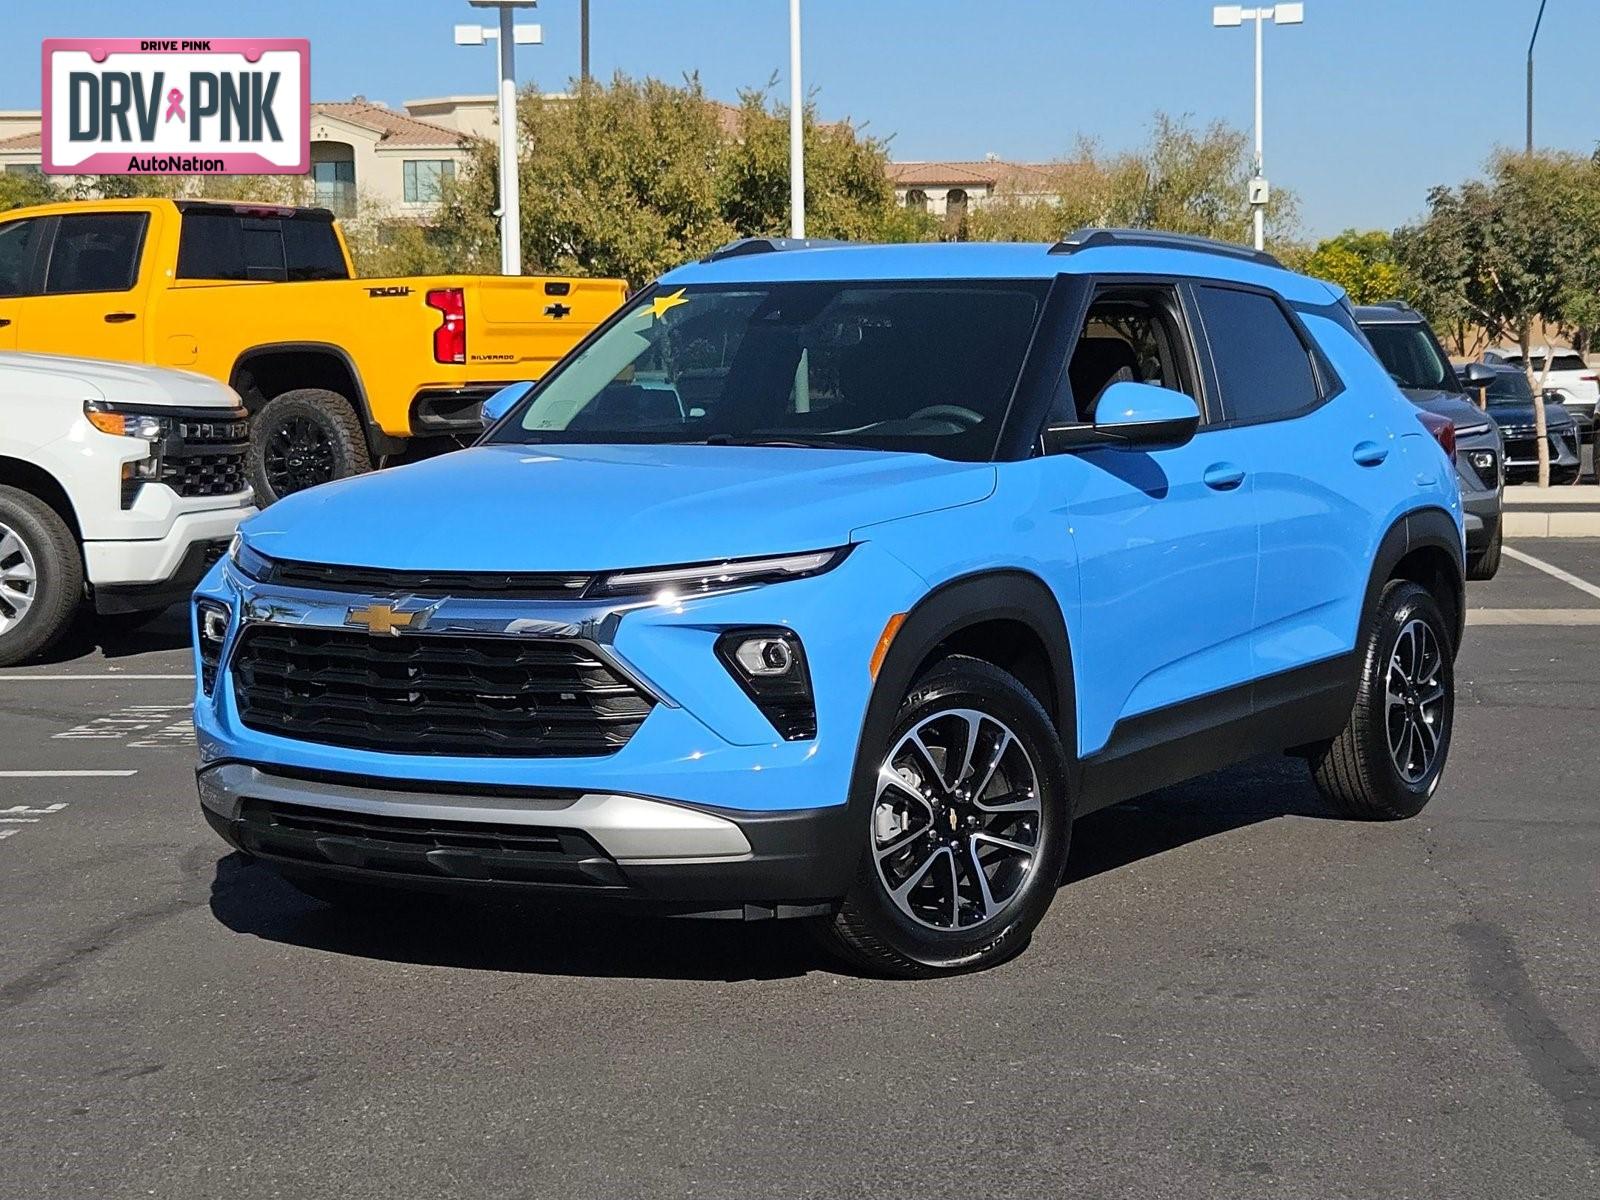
[1189,283,1393,682]
[1049,278,1260,758]
[18,211,153,362]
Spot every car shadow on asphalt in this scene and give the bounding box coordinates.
[206,754,1333,982]
[28,605,191,665]
[206,851,825,982]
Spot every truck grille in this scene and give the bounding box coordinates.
[167,409,251,498]
[231,626,654,757]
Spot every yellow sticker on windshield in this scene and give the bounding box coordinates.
[651,288,690,319]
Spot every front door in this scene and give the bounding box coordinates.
[18,211,152,363]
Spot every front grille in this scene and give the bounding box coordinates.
[256,556,593,599]
[231,626,654,757]
[235,797,625,887]
[161,448,248,497]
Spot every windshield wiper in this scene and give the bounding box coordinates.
[701,433,848,449]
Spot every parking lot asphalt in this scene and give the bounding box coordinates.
[1,545,1596,1200]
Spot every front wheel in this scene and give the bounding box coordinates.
[817,656,1071,978]
[0,486,83,668]
[247,388,373,505]
[1466,519,1502,581]
[1310,580,1455,820]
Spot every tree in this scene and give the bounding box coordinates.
[967,115,1298,249]
[1300,229,1409,304]
[0,169,58,213]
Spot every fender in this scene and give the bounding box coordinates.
[228,342,399,455]
[1361,505,1466,653]
[843,568,1081,834]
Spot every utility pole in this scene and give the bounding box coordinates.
[581,0,590,85]
[788,0,805,238]
[1527,0,1548,155]
[458,1,541,276]
[1211,5,1303,252]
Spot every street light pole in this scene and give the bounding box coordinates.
[789,0,805,238]
[1212,4,1303,251]
[460,1,541,275]
[1527,0,1548,155]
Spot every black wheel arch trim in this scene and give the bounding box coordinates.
[1363,505,1466,655]
[228,342,399,456]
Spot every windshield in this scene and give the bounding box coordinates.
[1360,322,1457,392]
[1482,371,1535,403]
[488,280,1048,461]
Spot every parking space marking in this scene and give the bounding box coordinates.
[53,704,193,749]
[0,771,138,778]
[1502,546,1600,603]
[1468,608,1600,626]
[0,674,193,682]
[0,802,72,845]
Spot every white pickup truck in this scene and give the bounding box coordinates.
[0,352,256,665]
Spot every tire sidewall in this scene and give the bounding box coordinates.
[1360,582,1454,817]
[842,659,1071,973]
[0,488,81,667]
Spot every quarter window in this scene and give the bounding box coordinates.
[1195,285,1320,424]
[44,213,147,294]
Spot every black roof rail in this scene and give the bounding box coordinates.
[1048,227,1283,269]
[1375,299,1416,311]
[701,236,851,262]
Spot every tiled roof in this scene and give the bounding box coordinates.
[889,159,1059,191]
[312,101,463,147]
[0,132,41,151]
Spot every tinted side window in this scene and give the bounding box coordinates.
[1196,286,1320,423]
[177,212,348,282]
[44,213,147,294]
[0,218,42,297]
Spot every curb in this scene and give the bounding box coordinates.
[1504,511,1600,538]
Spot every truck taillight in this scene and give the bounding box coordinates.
[425,287,466,364]
[1416,410,1456,459]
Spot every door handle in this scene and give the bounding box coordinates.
[1352,441,1389,467]
[1203,462,1246,491]
[0,317,11,328]
[104,312,136,323]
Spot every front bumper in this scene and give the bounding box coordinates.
[87,502,255,612]
[198,761,853,917]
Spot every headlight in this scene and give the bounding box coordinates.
[1455,423,1492,438]
[588,547,850,599]
[195,599,231,694]
[87,401,175,508]
[227,533,272,581]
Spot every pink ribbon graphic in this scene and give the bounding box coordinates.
[164,88,185,123]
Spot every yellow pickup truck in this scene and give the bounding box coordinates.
[0,198,625,501]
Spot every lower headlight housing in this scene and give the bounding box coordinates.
[715,627,815,741]
[195,600,230,694]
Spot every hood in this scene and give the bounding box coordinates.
[0,351,239,410]
[1486,396,1576,431]
[1401,388,1494,429]
[244,442,996,571]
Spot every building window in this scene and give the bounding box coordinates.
[403,159,456,204]
[945,188,969,218]
[905,188,928,212]
[311,158,355,215]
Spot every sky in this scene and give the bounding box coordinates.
[3,0,1597,240]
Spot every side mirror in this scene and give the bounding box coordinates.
[480,380,535,430]
[1461,362,1498,387]
[1043,381,1200,453]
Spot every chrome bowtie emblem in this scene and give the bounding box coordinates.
[345,603,422,636]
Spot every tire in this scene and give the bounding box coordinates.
[817,655,1072,978]
[1310,580,1454,820]
[0,486,83,668]
[1465,519,1503,581]
[247,388,372,505]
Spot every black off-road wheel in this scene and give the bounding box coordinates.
[817,656,1071,978]
[1310,580,1455,820]
[0,486,83,668]
[247,388,372,505]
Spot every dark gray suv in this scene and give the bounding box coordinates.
[1354,303,1504,580]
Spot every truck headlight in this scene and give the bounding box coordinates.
[86,401,174,508]
[715,627,815,740]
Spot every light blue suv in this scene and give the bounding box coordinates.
[193,230,1465,976]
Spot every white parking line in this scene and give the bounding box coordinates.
[0,674,193,682]
[0,770,138,778]
[1502,546,1600,603]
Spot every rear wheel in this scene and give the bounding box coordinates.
[247,388,372,505]
[0,486,82,668]
[818,656,1070,978]
[1466,519,1502,581]
[1310,580,1454,820]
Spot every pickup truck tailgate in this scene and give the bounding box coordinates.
[469,276,628,377]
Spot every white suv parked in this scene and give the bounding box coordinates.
[1482,345,1600,419]
[0,352,255,665]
